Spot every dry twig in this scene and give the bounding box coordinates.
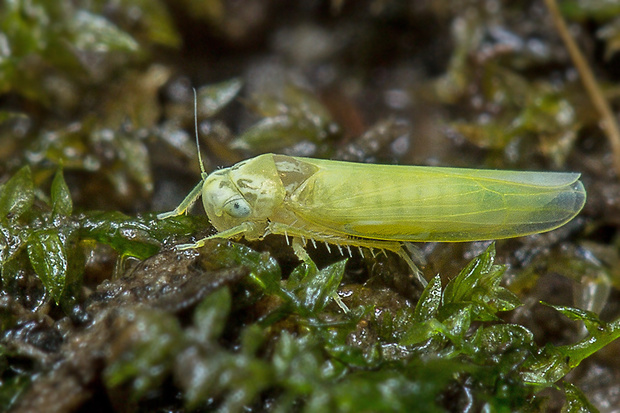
[544,0,620,175]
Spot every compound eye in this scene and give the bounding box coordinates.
[223,197,251,218]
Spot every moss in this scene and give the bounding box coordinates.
[1,1,618,412]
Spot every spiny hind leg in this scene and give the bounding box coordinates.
[348,238,427,288]
[290,236,312,262]
[394,246,427,288]
[328,241,426,288]
[268,222,427,287]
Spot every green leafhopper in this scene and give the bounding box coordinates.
[158,151,585,284]
[158,95,586,286]
[159,152,585,241]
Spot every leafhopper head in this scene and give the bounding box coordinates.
[201,155,286,237]
[159,90,289,240]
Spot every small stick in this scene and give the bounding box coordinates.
[544,0,620,175]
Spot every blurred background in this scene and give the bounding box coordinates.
[1,1,620,411]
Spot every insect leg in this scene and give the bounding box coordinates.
[403,242,427,266]
[268,222,427,286]
[291,237,349,313]
[332,240,426,287]
[291,237,312,263]
[176,222,255,250]
[157,180,205,219]
[396,246,427,287]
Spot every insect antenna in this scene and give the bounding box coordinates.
[154,88,209,221]
[192,87,208,179]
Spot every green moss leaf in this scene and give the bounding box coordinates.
[198,78,243,118]
[443,243,518,321]
[232,85,339,154]
[562,382,600,413]
[401,245,523,347]
[272,333,325,391]
[192,287,232,342]
[23,223,81,307]
[0,166,34,221]
[0,246,30,293]
[559,316,620,370]
[521,316,620,387]
[232,116,310,152]
[399,319,441,346]
[104,309,183,399]
[450,121,516,150]
[207,241,283,297]
[122,0,181,48]
[51,167,73,217]
[519,346,570,387]
[116,136,153,195]
[542,302,605,335]
[288,258,347,314]
[444,243,498,302]
[560,0,620,21]
[79,211,163,259]
[0,372,30,412]
[304,359,466,412]
[72,11,139,53]
[467,324,534,359]
[441,305,472,344]
[414,275,442,322]
[181,295,273,410]
[239,324,267,357]
[399,275,445,345]
[0,1,141,102]
[27,228,68,304]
